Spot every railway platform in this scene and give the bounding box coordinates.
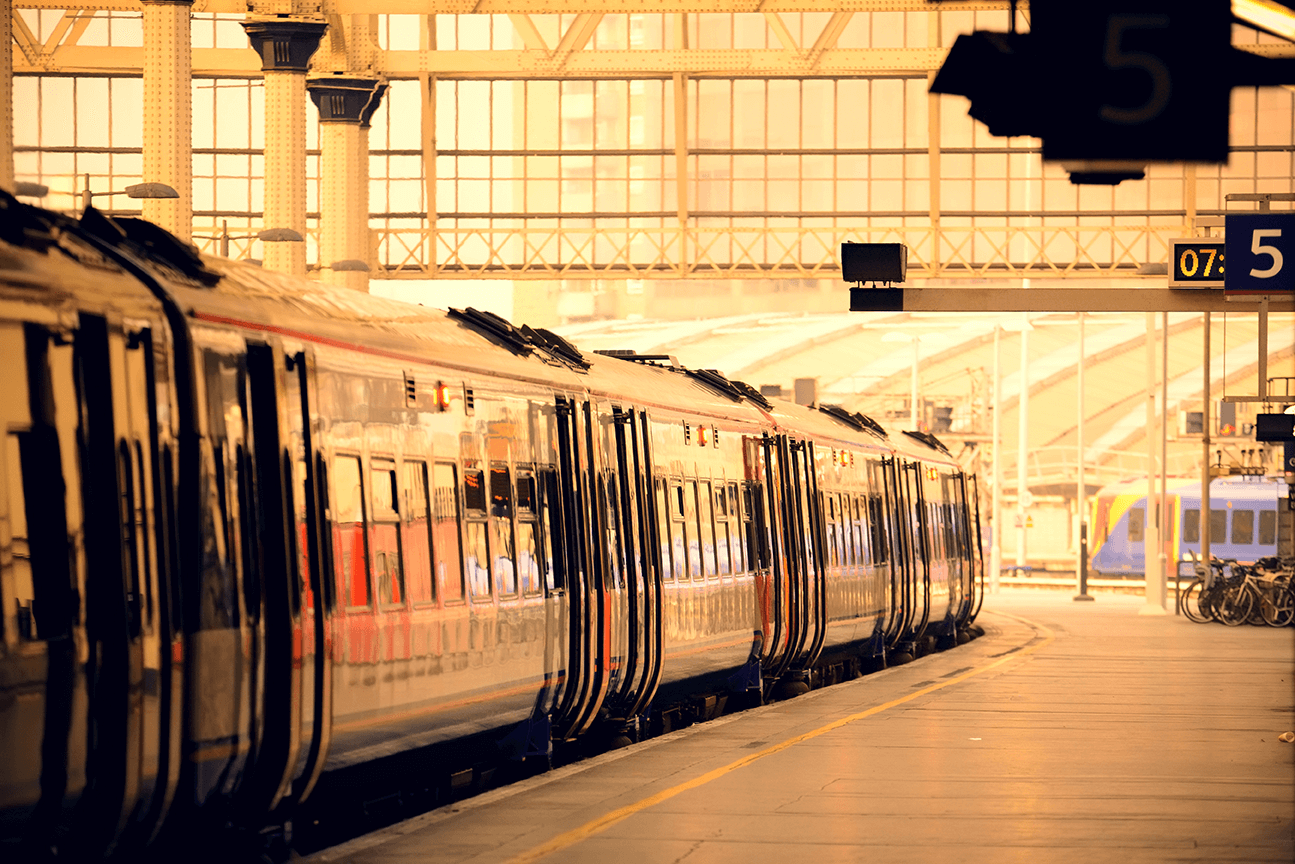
[304,592,1295,864]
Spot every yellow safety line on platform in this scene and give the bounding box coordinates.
[506,611,1056,864]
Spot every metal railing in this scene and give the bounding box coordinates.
[191,222,1189,280]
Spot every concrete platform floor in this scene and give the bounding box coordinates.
[305,592,1295,864]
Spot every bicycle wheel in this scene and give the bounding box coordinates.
[1218,585,1253,627]
[1246,585,1267,625]
[1180,579,1211,623]
[1200,581,1225,622]
[1260,580,1295,628]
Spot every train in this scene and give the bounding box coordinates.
[1089,475,1291,579]
[0,191,985,858]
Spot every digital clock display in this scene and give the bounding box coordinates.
[1169,239,1225,288]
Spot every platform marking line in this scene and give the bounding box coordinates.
[505,611,1054,864]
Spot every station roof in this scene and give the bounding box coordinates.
[558,310,1295,497]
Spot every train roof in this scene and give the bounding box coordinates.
[1094,475,1288,503]
[0,195,962,469]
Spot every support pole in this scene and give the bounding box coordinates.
[243,17,327,277]
[1141,313,1166,614]
[0,1,12,192]
[1201,313,1212,585]
[358,83,386,281]
[1075,311,1093,601]
[142,0,194,239]
[308,76,384,291]
[1016,314,1029,569]
[910,337,920,430]
[1159,310,1169,607]
[991,324,1001,593]
[421,16,437,274]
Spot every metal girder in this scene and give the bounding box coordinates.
[14,1,1010,11]
[14,44,946,77]
[869,288,1295,313]
[192,222,1282,283]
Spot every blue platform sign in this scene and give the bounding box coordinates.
[1224,213,1295,294]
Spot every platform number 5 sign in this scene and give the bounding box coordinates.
[1224,213,1295,295]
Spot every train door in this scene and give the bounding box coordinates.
[605,406,662,719]
[744,435,789,681]
[903,461,931,641]
[284,349,332,804]
[237,340,310,814]
[120,324,181,846]
[880,456,912,646]
[775,436,825,675]
[1,322,83,846]
[966,475,986,621]
[187,345,255,807]
[72,312,164,852]
[549,396,610,739]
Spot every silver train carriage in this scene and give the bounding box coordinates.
[0,193,984,856]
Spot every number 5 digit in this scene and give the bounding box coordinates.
[1100,14,1171,126]
[1250,229,1283,279]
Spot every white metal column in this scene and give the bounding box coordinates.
[991,324,1001,593]
[141,0,193,239]
[1141,313,1166,615]
[308,77,384,291]
[1015,314,1030,568]
[243,18,327,277]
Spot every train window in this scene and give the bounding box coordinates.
[516,468,543,596]
[402,461,434,605]
[655,478,675,582]
[464,467,487,513]
[843,495,857,568]
[133,440,155,629]
[293,458,313,612]
[371,460,404,607]
[433,462,465,602]
[854,495,869,567]
[118,442,143,637]
[825,494,840,569]
[490,464,517,596]
[683,480,701,580]
[463,467,491,599]
[516,470,537,514]
[602,473,623,590]
[1231,510,1254,545]
[540,468,564,591]
[728,482,745,574]
[1259,510,1276,546]
[713,482,731,576]
[1210,509,1227,545]
[741,483,765,572]
[697,480,717,577]
[332,455,370,609]
[668,481,686,581]
[1182,509,1200,543]
[517,522,542,596]
[1127,507,1145,543]
[490,465,513,520]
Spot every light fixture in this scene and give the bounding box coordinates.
[80,173,179,210]
[257,227,305,242]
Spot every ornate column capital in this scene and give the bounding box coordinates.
[360,83,389,130]
[306,75,384,125]
[242,17,328,73]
